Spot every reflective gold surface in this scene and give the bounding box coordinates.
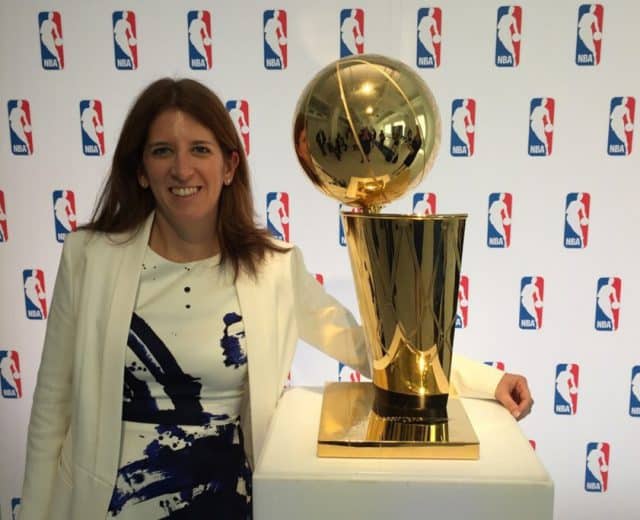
[293,54,440,209]
[317,382,479,459]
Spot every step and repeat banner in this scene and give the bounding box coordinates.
[0,1,638,519]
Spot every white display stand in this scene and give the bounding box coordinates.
[253,387,553,520]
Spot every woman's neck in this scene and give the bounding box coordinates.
[148,216,219,262]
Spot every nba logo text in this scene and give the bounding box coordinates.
[113,11,138,70]
[23,269,47,320]
[629,365,640,417]
[554,363,579,415]
[451,98,475,156]
[576,4,604,66]
[484,361,505,371]
[187,11,213,70]
[585,442,609,492]
[413,192,437,215]
[340,8,365,57]
[0,190,8,242]
[38,11,64,69]
[226,100,250,155]
[528,98,554,156]
[266,192,290,242]
[608,96,635,156]
[338,362,361,382]
[495,5,522,67]
[487,192,512,248]
[564,192,590,248]
[339,204,363,246]
[53,190,77,242]
[80,100,105,156]
[8,100,34,155]
[416,7,442,68]
[0,351,22,398]
[519,276,544,329]
[595,277,621,331]
[455,274,469,328]
[264,10,287,69]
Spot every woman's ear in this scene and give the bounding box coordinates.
[224,151,240,185]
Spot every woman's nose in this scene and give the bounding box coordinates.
[171,151,193,180]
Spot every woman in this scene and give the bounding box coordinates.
[20,78,532,519]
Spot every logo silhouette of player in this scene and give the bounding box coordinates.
[267,193,288,241]
[417,8,440,61]
[452,100,474,151]
[556,364,578,413]
[456,281,469,326]
[0,353,20,396]
[414,195,434,215]
[39,12,63,65]
[341,9,364,55]
[610,97,634,153]
[188,11,212,68]
[54,191,76,232]
[586,443,608,489]
[577,5,602,56]
[596,278,620,324]
[9,101,32,152]
[488,193,511,243]
[228,101,249,140]
[521,277,543,327]
[114,11,136,62]
[264,10,286,64]
[497,6,520,60]
[24,272,47,317]
[81,101,104,151]
[565,193,589,244]
[530,98,553,153]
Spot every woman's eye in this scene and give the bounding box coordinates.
[150,146,171,156]
[193,145,211,154]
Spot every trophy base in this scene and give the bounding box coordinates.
[317,382,479,459]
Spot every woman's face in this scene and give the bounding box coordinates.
[138,109,238,238]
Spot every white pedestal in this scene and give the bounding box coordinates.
[253,387,553,520]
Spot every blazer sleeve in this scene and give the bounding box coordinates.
[20,234,78,520]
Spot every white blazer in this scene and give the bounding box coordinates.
[19,213,503,520]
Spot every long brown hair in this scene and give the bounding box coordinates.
[84,78,286,278]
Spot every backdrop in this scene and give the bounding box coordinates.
[0,1,638,519]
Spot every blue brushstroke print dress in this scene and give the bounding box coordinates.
[107,247,251,519]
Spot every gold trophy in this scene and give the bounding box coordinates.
[293,55,478,459]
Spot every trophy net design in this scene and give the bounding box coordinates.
[293,55,477,458]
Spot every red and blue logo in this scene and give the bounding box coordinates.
[266,192,290,242]
[226,100,250,156]
[630,366,640,417]
[528,97,554,156]
[554,363,579,415]
[487,192,512,248]
[338,362,361,382]
[113,11,138,70]
[608,96,635,156]
[585,442,610,492]
[484,361,505,371]
[339,204,363,246]
[38,11,64,70]
[495,5,522,67]
[0,190,8,242]
[519,276,543,329]
[340,8,365,57]
[413,192,437,215]
[0,351,22,399]
[80,100,105,156]
[455,274,469,329]
[23,269,47,320]
[451,98,475,157]
[416,7,442,68]
[188,10,213,70]
[8,100,34,156]
[576,4,604,66]
[564,192,590,248]
[53,190,77,243]
[12,497,21,520]
[264,10,287,69]
[595,277,621,331]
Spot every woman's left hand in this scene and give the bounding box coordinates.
[494,373,533,420]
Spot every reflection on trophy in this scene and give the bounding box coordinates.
[293,54,478,459]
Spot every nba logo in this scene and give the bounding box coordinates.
[187,11,213,70]
[113,11,138,70]
[585,442,610,492]
[338,362,361,382]
[339,204,363,246]
[451,98,475,156]
[629,365,640,417]
[455,275,469,328]
[416,7,442,68]
[340,8,365,57]
[264,10,287,69]
[495,5,522,67]
[607,96,635,156]
[0,351,22,398]
[8,100,34,155]
[226,100,250,156]
[595,277,621,331]
[12,497,21,520]
[519,276,543,329]
[315,273,324,285]
[413,192,437,215]
[266,192,290,242]
[0,190,8,242]
[487,192,512,248]
[52,190,77,242]
[528,97,554,156]
[80,100,105,156]
[38,12,64,69]
[484,361,505,371]
[576,4,604,66]
[23,269,47,320]
[564,192,590,248]
[554,363,579,415]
